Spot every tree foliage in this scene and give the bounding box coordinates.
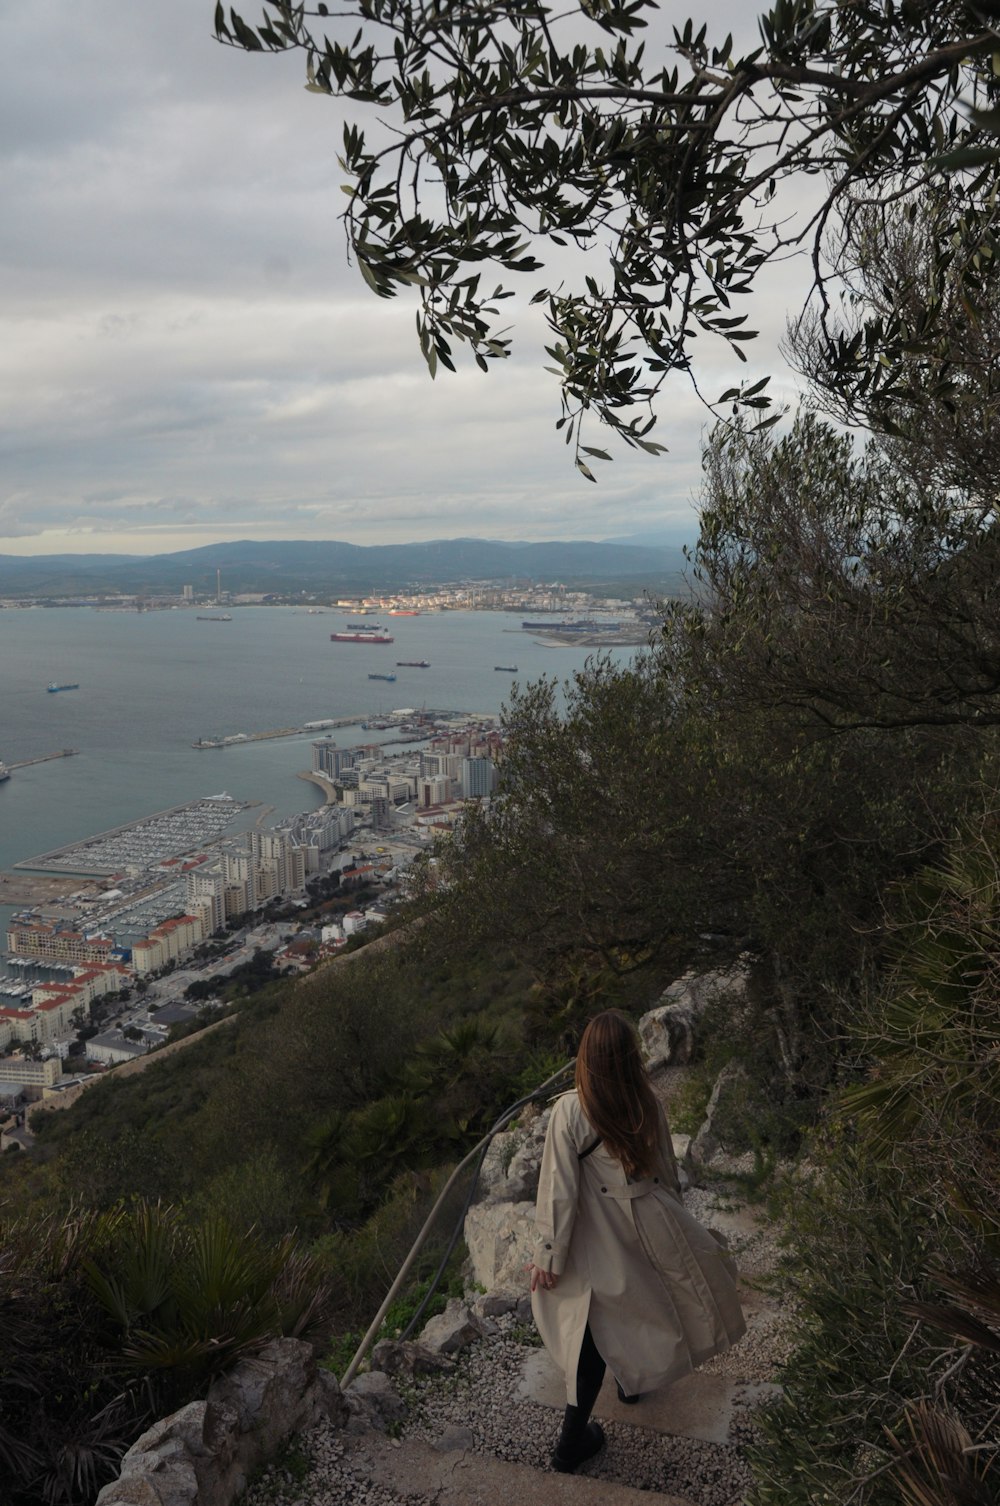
[756,821,1000,1506]
[672,409,1000,731]
[217,0,1000,458]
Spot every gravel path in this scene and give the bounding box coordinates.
[242,1176,789,1506]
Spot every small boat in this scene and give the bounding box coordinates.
[368,672,397,682]
[0,762,10,784]
[396,660,430,668]
[494,665,518,673]
[47,683,80,693]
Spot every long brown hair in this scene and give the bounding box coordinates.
[575,1010,659,1178]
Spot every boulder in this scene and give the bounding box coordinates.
[345,1371,407,1433]
[639,961,750,1070]
[207,1337,347,1451]
[369,1339,457,1379]
[470,1292,517,1320]
[96,1402,212,1506]
[463,1199,538,1297]
[417,1299,489,1355]
[96,1339,346,1506]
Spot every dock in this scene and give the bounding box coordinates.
[193,722,359,748]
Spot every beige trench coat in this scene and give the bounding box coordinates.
[531,1091,746,1404]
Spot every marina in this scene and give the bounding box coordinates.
[13,796,250,876]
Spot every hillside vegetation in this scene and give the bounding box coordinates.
[3,200,1000,1503]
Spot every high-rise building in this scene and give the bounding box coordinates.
[461,756,496,799]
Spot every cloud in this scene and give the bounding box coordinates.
[0,0,804,556]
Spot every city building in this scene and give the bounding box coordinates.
[6,921,117,966]
[131,914,205,975]
[461,756,497,799]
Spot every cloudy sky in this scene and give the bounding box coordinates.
[1,0,807,556]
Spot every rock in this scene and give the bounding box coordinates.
[639,961,750,1070]
[417,1299,488,1356]
[96,1338,347,1506]
[96,1402,209,1506]
[434,1424,475,1452]
[208,1337,347,1451]
[475,1110,550,1205]
[514,1294,533,1323]
[690,1062,750,1169]
[345,1371,407,1433]
[369,1339,457,1379]
[463,1199,538,1297]
[470,1292,516,1319]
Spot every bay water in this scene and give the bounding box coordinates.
[0,605,642,948]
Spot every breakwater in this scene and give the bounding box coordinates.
[193,717,378,749]
[7,748,79,769]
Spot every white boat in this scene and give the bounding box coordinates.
[0,761,10,783]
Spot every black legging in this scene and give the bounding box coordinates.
[574,1324,607,1422]
[555,1323,608,1460]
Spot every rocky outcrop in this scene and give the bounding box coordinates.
[465,1106,550,1296]
[638,962,750,1071]
[477,1106,550,1205]
[95,1338,346,1506]
[464,1195,541,1296]
[689,1063,750,1170]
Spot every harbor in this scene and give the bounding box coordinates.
[13,795,252,876]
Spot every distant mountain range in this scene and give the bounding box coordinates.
[0,538,688,597]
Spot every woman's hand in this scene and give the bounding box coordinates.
[527,1262,558,1292]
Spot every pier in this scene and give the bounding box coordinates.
[7,748,79,769]
[193,722,358,748]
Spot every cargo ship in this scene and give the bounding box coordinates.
[396,660,430,667]
[330,631,394,644]
[494,665,518,672]
[197,614,232,622]
[368,672,397,682]
[46,683,80,693]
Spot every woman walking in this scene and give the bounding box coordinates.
[528,1009,746,1473]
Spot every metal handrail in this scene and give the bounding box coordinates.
[338,1059,574,1390]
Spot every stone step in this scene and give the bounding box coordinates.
[514,1350,780,1446]
[348,1435,697,1506]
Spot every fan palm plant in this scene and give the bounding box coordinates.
[83,1202,330,1389]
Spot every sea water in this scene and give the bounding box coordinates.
[0,606,643,945]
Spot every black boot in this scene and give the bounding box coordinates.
[551,1406,606,1473]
